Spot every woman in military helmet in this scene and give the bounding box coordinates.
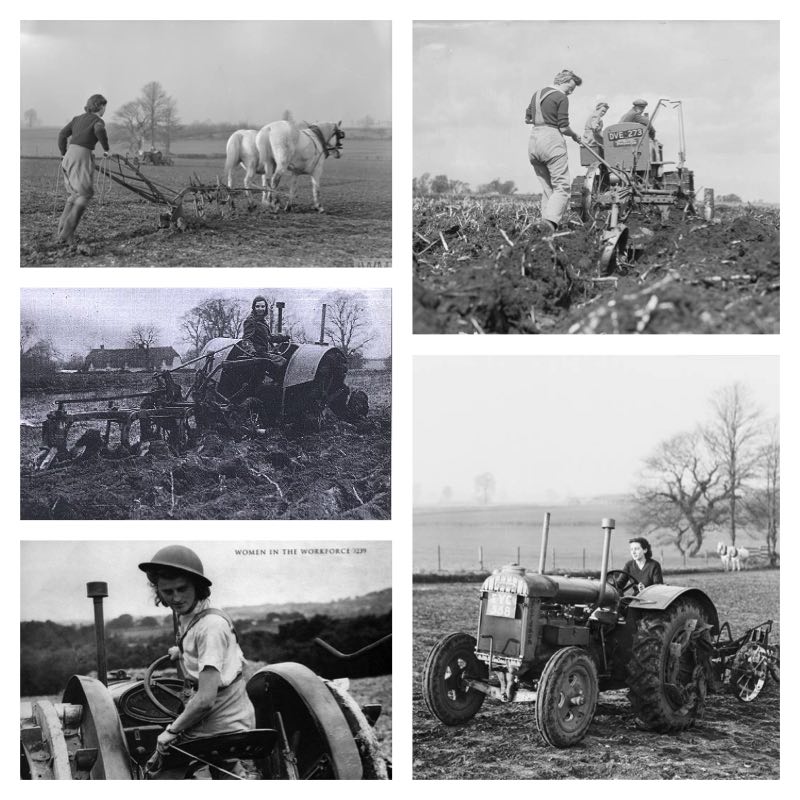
[137,545,255,775]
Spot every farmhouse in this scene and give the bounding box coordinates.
[84,344,181,373]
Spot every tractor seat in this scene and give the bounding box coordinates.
[161,728,278,769]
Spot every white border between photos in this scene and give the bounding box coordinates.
[5,0,797,794]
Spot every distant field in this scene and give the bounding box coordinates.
[414,502,770,572]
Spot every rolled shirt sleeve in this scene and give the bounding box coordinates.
[193,616,233,676]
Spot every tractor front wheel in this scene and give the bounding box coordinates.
[422,632,486,726]
[627,600,709,732]
[535,646,598,747]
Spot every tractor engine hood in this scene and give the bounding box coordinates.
[482,565,619,606]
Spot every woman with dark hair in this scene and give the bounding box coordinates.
[619,537,663,593]
[137,545,255,778]
[56,93,111,243]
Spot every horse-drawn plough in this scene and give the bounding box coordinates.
[95,155,261,229]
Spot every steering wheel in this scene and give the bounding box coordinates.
[143,654,188,720]
[605,569,640,597]
[273,338,292,356]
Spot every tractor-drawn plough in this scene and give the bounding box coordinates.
[33,303,368,472]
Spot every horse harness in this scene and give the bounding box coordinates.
[307,124,344,160]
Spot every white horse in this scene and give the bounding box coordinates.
[255,120,344,212]
[224,129,267,196]
[717,542,750,571]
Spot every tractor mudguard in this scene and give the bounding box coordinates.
[246,662,363,779]
[199,337,241,384]
[283,345,345,389]
[626,585,719,633]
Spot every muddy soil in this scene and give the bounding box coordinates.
[21,149,391,268]
[413,198,779,334]
[21,373,390,521]
[413,571,779,779]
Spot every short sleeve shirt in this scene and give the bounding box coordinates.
[178,600,246,687]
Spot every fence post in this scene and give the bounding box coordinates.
[479,546,484,571]
[516,546,521,565]
[582,548,586,571]
[437,545,441,572]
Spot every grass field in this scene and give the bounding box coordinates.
[20,137,390,268]
[414,502,771,572]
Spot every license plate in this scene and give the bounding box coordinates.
[486,592,516,618]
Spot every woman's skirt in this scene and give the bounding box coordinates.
[61,144,95,199]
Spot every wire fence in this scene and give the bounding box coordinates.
[415,543,776,575]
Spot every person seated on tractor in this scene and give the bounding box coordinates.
[618,537,663,593]
[138,545,256,779]
[582,101,609,154]
[242,295,291,382]
[619,99,662,163]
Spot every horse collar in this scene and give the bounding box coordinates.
[308,124,333,158]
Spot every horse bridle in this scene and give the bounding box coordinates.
[308,124,344,159]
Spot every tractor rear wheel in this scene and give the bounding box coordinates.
[627,600,710,732]
[422,632,486,725]
[535,646,598,747]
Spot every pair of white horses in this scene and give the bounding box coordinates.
[224,120,344,213]
[717,542,750,571]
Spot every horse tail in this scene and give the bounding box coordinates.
[224,132,241,186]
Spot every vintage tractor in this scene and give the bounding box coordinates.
[20,582,390,780]
[570,99,698,273]
[34,302,368,470]
[422,515,778,747]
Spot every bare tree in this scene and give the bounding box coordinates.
[21,318,37,355]
[113,100,148,152]
[743,418,779,565]
[632,430,729,556]
[140,81,169,149]
[23,108,40,128]
[324,296,375,365]
[126,325,161,350]
[704,383,763,546]
[180,297,246,358]
[474,472,496,505]
[161,96,181,155]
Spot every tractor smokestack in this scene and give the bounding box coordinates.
[538,511,551,574]
[276,302,285,333]
[318,303,327,345]
[87,581,109,686]
[597,519,615,605]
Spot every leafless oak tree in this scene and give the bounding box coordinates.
[324,296,375,365]
[704,383,763,546]
[181,297,246,358]
[126,325,161,350]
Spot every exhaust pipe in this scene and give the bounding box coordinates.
[318,303,327,345]
[275,301,285,333]
[597,518,615,605]
[537,511,551,574]
[86,582,109,686]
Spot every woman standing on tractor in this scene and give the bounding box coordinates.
[620,537,663,593]
[56,94,111,244]
[138,545,255,778]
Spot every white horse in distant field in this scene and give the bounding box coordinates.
[224,129,267,196]
[255,120,344,212]
[717,542,750,571]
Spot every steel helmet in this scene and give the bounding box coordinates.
[138,545,212,587]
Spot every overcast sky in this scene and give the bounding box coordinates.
[21,288,391,359]
[414,21,779,202]
[21,540,391,622]
[414,356,779,506]
[20,20,391,127]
